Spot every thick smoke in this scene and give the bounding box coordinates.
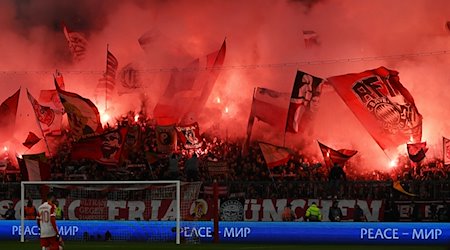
[0,0,449,171]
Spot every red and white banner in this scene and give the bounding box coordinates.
[18,153,50,181]
[318,141,357,168]
[259,142,291,168]
[71,127,127,166]
[327,67,422,150]
[62,23,88,62]
[0,198,384,222]
[252,87,289,130]
[96,48,119,104]
[27,90,62,136]
[154,60,200,122]
[176,122,203,149]
[286,71,324,133]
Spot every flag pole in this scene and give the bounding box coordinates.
[105,44,109,114]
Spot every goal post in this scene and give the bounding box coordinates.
[20,180,202,244]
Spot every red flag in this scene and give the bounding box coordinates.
[0,89,20,136]
[96,48,119,104]
[176,122,203,149]
[27,90,62,136]
[327,66,422,150]
[259,142,291,168]
[154,59,200,121]
[252,87,290,130]
[318,141,357,168]
[444,137,450,165]
[62,23,88,62]
[19,153,50,181]
[71,127,127,166]
[54,70,65,90]
[23,132,41,149]
[156,125,177,153]
[407,142,428,162]
[286,71,324,133]
[56,83,103,138]
[303,30,319,48]
[188,39,226,115]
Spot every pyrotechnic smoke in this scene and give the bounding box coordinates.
[0,0,449,172]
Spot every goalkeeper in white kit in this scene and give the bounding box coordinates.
[37,192,63,250]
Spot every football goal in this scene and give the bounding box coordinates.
[20,180,202,244]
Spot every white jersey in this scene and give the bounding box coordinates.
[37,202,57,238]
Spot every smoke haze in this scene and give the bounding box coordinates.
[0,0,449,171]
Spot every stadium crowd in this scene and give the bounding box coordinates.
[1,111,450,202]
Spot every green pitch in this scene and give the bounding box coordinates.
[0,242,447,250]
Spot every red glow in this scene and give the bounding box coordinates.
[100,112,110,125]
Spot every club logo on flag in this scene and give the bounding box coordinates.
[176,123,203,149]
[327,67,422,150]
[32,100,55,126]
[351,75,420,135]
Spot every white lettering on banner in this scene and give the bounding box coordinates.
[68,200,80,220]
[108,201,126,220]
[360,228,399,240]
[359,200,382,222]
[182,226,212,238]
[1,198,384,221]
[162,200,176,220]
[224,227,251,238]
[11,226,79,236]
[245,199,261,221]
[127,201,145,220]
[412,229,442,240]
[261,199,286,221]
[150,200,161,220]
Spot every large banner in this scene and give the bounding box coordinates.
[0,221,450,244]
[71,128,127,165]
[2,220,450,244]
[327,67,422,150]
[0,198,383,222]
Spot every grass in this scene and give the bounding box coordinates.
[0,241,448,250]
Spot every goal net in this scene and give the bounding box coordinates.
[20,181,202,244]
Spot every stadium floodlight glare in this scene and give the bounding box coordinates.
[21,180,202,245]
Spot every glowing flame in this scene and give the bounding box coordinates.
[101,112,110,124]
[134,114,139,122]
[389,159,397,168]
[216,97,221,104]
[3,146,8,152]
[224,106,229,114]
[326,150,330,158]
